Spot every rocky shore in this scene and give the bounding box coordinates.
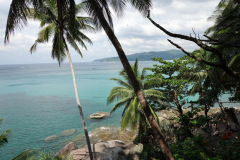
[53,107,240,160]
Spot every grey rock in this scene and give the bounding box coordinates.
[61,129,77,137]
[44,135,58,142]
[63,140,143,160]
[55,142,78,159]
[89,112,109,119]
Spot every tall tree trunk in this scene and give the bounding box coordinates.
[66,48,94,160]
[89,1,174,159]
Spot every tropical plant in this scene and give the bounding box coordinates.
[0,118,11,146]
[5,0,174,159]
[29,1,94,159]
[13,150,61,160]
[5,0,94,159]
[188,49,221,116]
[107,59,165,132]
[13,150,37,160]
[206,0,240,46]
[147,56,195,116]
[78,1,175,159]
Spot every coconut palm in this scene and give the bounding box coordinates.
[107,59,165,131]
[29,1,94,159]
[5,0,94,159]
[83,1,174,159]
[5,0,174,159]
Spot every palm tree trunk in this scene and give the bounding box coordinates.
[66,48,94,160]
[89,1,174,159]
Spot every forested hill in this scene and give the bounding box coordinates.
[93,50,185,62]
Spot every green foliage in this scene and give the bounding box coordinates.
[13,150,38,160]
[0,118,11,146]
[171,135,240,160]
[175,108,209,128]
[174,108,210,141]
[206,0,240,44]
[215,138,240,160]
[205,0,240,101]
[171,136,219,160]
[147,56,196,113]
[28,0,94,65]
[140,144,165,160]
[107,59,164,131]
[13,150,59,160]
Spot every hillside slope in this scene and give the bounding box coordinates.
[93,50,185,62]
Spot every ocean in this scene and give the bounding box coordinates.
[0,61,238,160]
[0,61,156,160]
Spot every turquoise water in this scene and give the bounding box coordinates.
[0,62,156,160]
[0,61,238,160]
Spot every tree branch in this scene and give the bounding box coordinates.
[147,13,240,78]
[167,39,221,67]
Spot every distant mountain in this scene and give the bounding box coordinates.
[93,50,185,62]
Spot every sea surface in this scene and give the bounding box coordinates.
[0,61,238,160]
[0,61,157,160]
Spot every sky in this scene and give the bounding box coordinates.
[0,0,219,65]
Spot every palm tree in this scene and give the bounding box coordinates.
[189,49,224,116]
[107,59,165,132]
[83,1,174,159]
[30,1,94,159]
[5,0,174,159]
[5,0,94,159]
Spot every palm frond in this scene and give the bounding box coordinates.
[110,78,132,89]
[108,0,126,17]
[107,87,132,105]
[110,97,131,114]
[121,97,140,130]
[5,0,30,43]
[72,29,93,46]
[5,0,44,43]
[75,17,95,32]
[133,59,140,77]
[141,67,148,80]
[144,89,165,99]
[65,31,83,57]
[52,29,66,65]
[221,53,240,78]
[143,77,164,89]
[82,0,113,30]
[12,150,38,160]
[68,0,77,37]
[149,105,160,125]
[122,100,132,117]
[127,0,152,17]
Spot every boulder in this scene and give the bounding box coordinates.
[70,140,128,160]
[44,135,58,142]
[55,142,78,159]
[61,129,77,137]
[86,127,136,144]
[89,112,109,119]
[57,140,144,160]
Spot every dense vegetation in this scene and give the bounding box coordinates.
[3,0,240,160]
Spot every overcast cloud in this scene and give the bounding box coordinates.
[0,0,219,65]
